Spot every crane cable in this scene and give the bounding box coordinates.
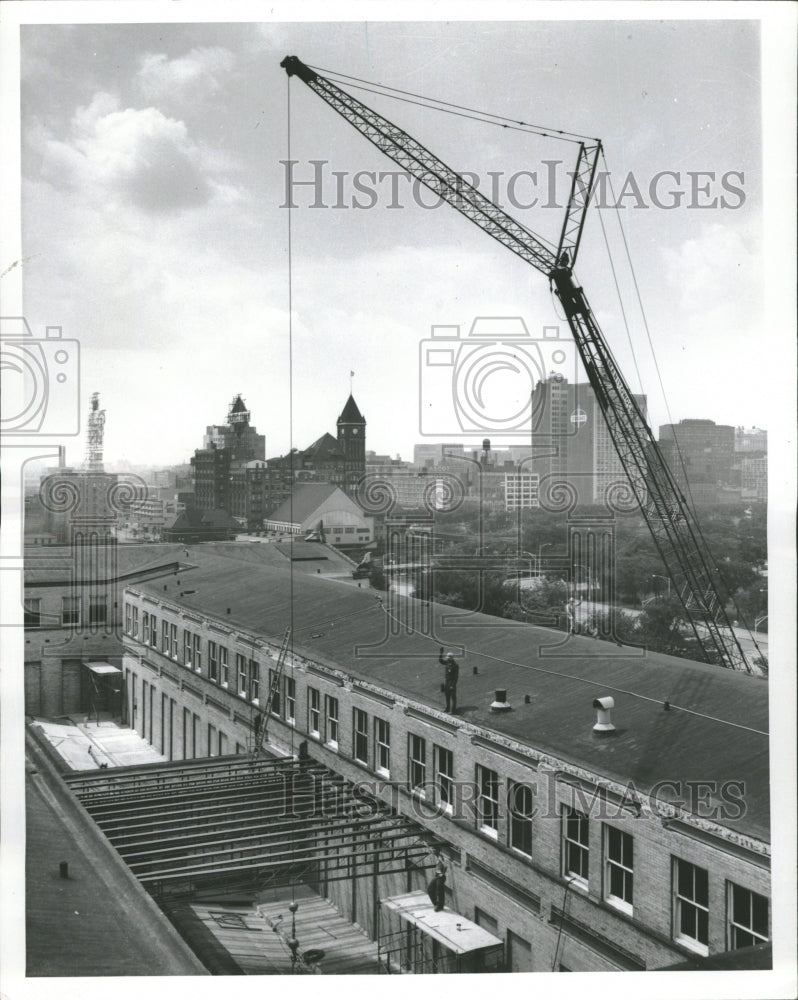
[286,74,296,761]
[598,149,698,510]
[308,63,595,143]
[598,151,763,658]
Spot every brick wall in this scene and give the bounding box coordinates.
[121,589,771,972]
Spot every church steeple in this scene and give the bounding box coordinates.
[336,394,366,489]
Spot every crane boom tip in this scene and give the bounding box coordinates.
[280,55,317,84]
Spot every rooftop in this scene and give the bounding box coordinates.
[267,482,343,525]
[133,554,770,843]
[24,542,186,586]
[337,393,365,424]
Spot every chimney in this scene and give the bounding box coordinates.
[592,696,615,735]
[490,689,512,713]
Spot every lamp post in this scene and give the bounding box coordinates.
[651,574,671,597]
[538,542,553,577]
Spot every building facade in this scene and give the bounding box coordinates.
[191,396,266,515]
[119,557,770,974]
[659,419,736,505]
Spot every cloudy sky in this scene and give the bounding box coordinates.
[16,15,781,466]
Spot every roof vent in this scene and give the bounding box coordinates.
[490,689,512,713]
[592,696,616,735]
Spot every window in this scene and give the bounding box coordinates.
[353,708,368,764]
[325,695,339,747]
[142,611,149,643]
[727,884,768,949]
[508,782,534,856]
[604,826,633,911]
[408,734,426,792]
[434,745,454,811]
[183,630,193,667]
[61,596,81,627]
[268,668,281,715]
[90,598,108,628]
[308,688,321,737]
[250,660,260,702]
[162,620,170,654]
[375,718,390,776]
[285,677,296,724]
[236,653,248,695]
[25,599,42,629]
[673,858,709,953]
[219,645,229,685]
[476,765,499,837]
[125,602,132,635]
[193,634,202,671]
[170,623,178,660]
[562,806,589,883]
[208,641,218,682]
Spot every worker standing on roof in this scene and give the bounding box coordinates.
[439,648,459,714]
[566,595,581,635]
[427,852,448,912]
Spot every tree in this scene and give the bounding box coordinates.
[635,595,691,655]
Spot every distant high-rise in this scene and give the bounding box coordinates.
[528,376,647,509]
[191,395,266,514]
[659,419,735,505]
[84,392,106,472]
[735,426,767,454]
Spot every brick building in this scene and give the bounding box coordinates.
[119,554,770,973]
[659,419,736,506]
[23,543,184,717]
[191,395,266,516]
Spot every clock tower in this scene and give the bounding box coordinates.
[336,394,366,491]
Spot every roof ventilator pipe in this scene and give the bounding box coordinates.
[490,689,512,713]
[592,696,616,735]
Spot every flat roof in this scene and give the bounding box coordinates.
[132,553,770,842]
[24,542,187,585]
[381,891,503,955]
[83,661,121,675]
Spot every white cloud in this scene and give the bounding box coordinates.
[137,47,235,104]
[37,95,212,214]
[661,221,761,331]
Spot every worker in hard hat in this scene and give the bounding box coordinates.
[438,648,459,714]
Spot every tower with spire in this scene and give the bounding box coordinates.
[336,394,366,491]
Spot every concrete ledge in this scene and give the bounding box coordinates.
[25,728,209,976]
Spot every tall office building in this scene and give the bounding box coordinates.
[659,419,735,505]
[191,396,266,516]
[528,377,647,509]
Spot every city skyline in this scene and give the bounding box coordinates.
[32,383,767,473]
[14,18,789,468]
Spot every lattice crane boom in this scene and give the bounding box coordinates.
[281,55,756,673]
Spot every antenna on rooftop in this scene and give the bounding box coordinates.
[84,392,105,471]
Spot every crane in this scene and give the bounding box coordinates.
[280,55,758,674]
